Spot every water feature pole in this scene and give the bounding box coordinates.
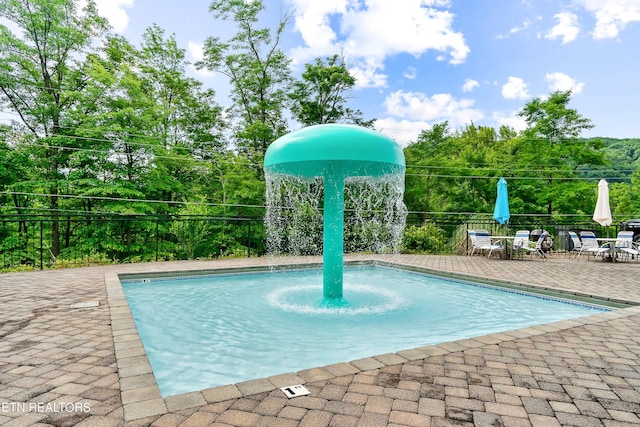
[323,172,344,299]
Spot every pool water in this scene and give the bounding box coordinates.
[121,266,608,397]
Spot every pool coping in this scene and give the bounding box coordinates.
[105,259,640,421]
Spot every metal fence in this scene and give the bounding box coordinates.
[0,212,623,271]
[403,212,619,255]
[0,214,266,271]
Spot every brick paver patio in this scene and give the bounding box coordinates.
[1,254,639,426]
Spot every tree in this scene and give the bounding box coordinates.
[0,0,109,256]
[404,122,507,217]
[136,24,226,205]
[62,27,228,261]
[197,0,293,166]
[519,91,593,143]
[0,128,34,234]
[290,55,374,127]
[515,90,605,216]
[404,122,451,216]
[67,26,226,209]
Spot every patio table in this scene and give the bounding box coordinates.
[491,235,516,259]
[596,237,618,262]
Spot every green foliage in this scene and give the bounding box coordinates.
[583,138,640,182]
[402,92,623,224]
[290,54,374,127]
[404,122,509,218]
[401,221,446,254]
[197,0,292,161]
[513,90,604,215]
[518,90,594,142]
[170,204,213,259]
[0,0,110,255]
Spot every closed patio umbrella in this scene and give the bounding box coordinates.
[593,179,612,226]
[593,179,612,237]
[493,178,510,226]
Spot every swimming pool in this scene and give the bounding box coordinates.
[121,265,608,397]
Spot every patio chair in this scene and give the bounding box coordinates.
[577,231,609,260]
[512,230,537,259]
[470,229,503,257]
[532,231,550,259]
[609,230,639,262]
[467,229,477,255]
[567,231,582,258]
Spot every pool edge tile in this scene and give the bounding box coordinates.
[323,362,361,377]
[267,372,306,388]
[395,348,428,361]
[121,384,162,404]
[350,357,386,371]
[106,272,166,422]
[296,367,335,383]
[122,398,167,422]
[372,353,408,367]
[235,378,276,396]
[164,391,207,412]
[201,384,243,403]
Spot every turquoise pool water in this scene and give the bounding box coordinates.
[121,266,608,397]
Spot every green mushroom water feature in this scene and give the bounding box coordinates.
[264,124,406,303]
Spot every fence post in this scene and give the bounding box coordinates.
[247,220,251,258]
[155,219,159,262]
[465,222,469,255]
[40,220,43,270]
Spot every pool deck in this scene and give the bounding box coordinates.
[1,253,640,426]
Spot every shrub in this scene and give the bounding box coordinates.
[402,221,446,253]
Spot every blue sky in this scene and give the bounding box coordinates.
[97,0,640,146]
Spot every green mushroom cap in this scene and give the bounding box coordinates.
[264,124,405,178]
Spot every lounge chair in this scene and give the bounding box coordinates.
[467,229,477,255]
[567,231,583,258]
[512,230,537,259]
[470,229,503,257]
[577,231,609,260]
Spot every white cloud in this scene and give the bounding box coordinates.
[492,111,527,132]
[375,118,429,147]
[501,77,530,100]
[497,19,531,38]
[511,19,532,35]
[92,0,133,34]
[187,41,204,61]
[403,67,417,80]
[545,12,580,43]
[462,79,479,92]
[575,0,640,39]
[287,0,470,88]
[383,90,483,127]
[187,42,214,78]
[544,72,585,94]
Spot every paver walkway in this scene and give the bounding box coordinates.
[1,254,639,426]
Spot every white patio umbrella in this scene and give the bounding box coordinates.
[593,179,612,235]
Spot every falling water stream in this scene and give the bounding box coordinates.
[264,172,407,257]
